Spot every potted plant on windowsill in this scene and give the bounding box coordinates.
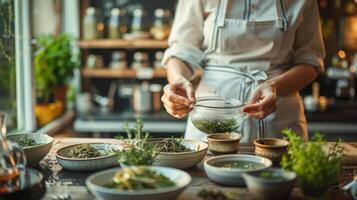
[34,34,79,126]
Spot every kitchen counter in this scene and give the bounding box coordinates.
[39,138,357,200]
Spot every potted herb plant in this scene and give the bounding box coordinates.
[281,129,344,199]
[34,34,79,126]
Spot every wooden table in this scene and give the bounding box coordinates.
[39,138,357,200]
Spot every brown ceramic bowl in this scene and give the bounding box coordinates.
[207,133,241,154]
[254,138,289,162]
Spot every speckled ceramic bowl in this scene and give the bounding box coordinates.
[254,138,289,163]
[56,143,120,171]
[7,133,54,166]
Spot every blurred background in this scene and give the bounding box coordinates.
[1,0,357,141]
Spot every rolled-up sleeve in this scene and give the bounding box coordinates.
[292,0,326,73]
[162,0,205,72]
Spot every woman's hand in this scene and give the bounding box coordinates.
[161,76,196,118]
[242,82,277,119]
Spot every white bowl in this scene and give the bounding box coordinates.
[86,166,191,200]
[204,154,272,186]
[7,133,54,166]
[152,139,208,169]
[56,143,119,171]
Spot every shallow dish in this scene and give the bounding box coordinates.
[254,138,289,163]
[151,139,208,169]
[86,166,191,200]
[7,133,54,166]
[56,143,119,171]
[242,168,297,200]
[204,154,272,186]
[207,132,241,154]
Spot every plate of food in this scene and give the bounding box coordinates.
[152,137,208,169]
[7,133,54,166]
[86,166,191,200]
[204,154,272,186]
[56,143,119,171]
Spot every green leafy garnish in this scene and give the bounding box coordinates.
[192,119,237,134]
[105,166,175,190]
[16,137,39,148]
[156,137,193,153]
[66,144,113,159]
[280,128,344,198]
[116,118,158,166]
[198,189,238,200]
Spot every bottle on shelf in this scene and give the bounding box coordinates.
[110,51,127,70]
[150,9,171,40]
[108,8,128,39]
[124,8,151,40]
[154,51,164,69]
[83,7,104,39]
[131,52,150,70]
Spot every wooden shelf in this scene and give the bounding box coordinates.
[81,68,167,78]
[78,39,168,49]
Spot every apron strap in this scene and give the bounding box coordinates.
[208,0,228,53]
[276,0,288,31]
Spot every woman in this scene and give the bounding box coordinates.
[161,0,325,143]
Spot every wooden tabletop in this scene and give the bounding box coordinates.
[40,138,357,200]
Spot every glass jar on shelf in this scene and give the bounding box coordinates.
[153,51,164,69]
[131,52,150,70]
[83,7,105,39]
[150,8,172,40]
[108,8,128,39]
[124,8,151,40]
[110,51,127,70]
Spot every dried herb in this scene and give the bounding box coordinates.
[192,119,237,134]
[16,137,39,148]
[198,189,238,200]
[156,137,193,153]
[66,144,109,159]
[105,166,175,190]
[281,128,344,198]
[116,118,158,166]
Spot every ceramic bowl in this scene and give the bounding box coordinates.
[207,132,241,154]
[56,143,119,171]
[86,166,191,200]
[204,154,272,186]
[242,168,297,200]
[254,138,289,162]
[7,133,54,166]
[151,139,208,169]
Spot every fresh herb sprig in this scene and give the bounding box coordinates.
[116,118,158,166]
[156,137,193,153]
[281,128,344,198]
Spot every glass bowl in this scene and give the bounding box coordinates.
[190,96,245,134]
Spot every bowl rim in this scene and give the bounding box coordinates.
[253,138,289,148]
[194,96,245,109]
[204,154,272,173]
[55,143,119,161]
[7,133,54,149]
[242,167,297,183]
[207,133,242,142]
[149,138,209,155]
[85,166,192,195]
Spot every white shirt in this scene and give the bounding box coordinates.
[162,0,326,75]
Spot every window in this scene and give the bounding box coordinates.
[0,0,17,131]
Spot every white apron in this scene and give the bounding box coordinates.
[185,0,308,144]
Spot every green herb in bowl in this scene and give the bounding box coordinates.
[258,171,287,181]
[66,144,110,159]
[105,166,175,190]
[156,137,193,153]
[192,119,237,134]
[16,137,40,148]
[198,189,238,200]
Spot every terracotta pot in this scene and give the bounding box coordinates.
[254,138,289,163]
[35,101,64,126]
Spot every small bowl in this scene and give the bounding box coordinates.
[207,133,241,154]
[150,139,208,169]
[56,143,119,171]
[242,168,297,200]
[254,138,289,162]
[86,166,191,200]
[7,133,54,166]
[204,154,272,186]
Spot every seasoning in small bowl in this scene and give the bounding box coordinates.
[207,132,241,154]
[254,138,289,163]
